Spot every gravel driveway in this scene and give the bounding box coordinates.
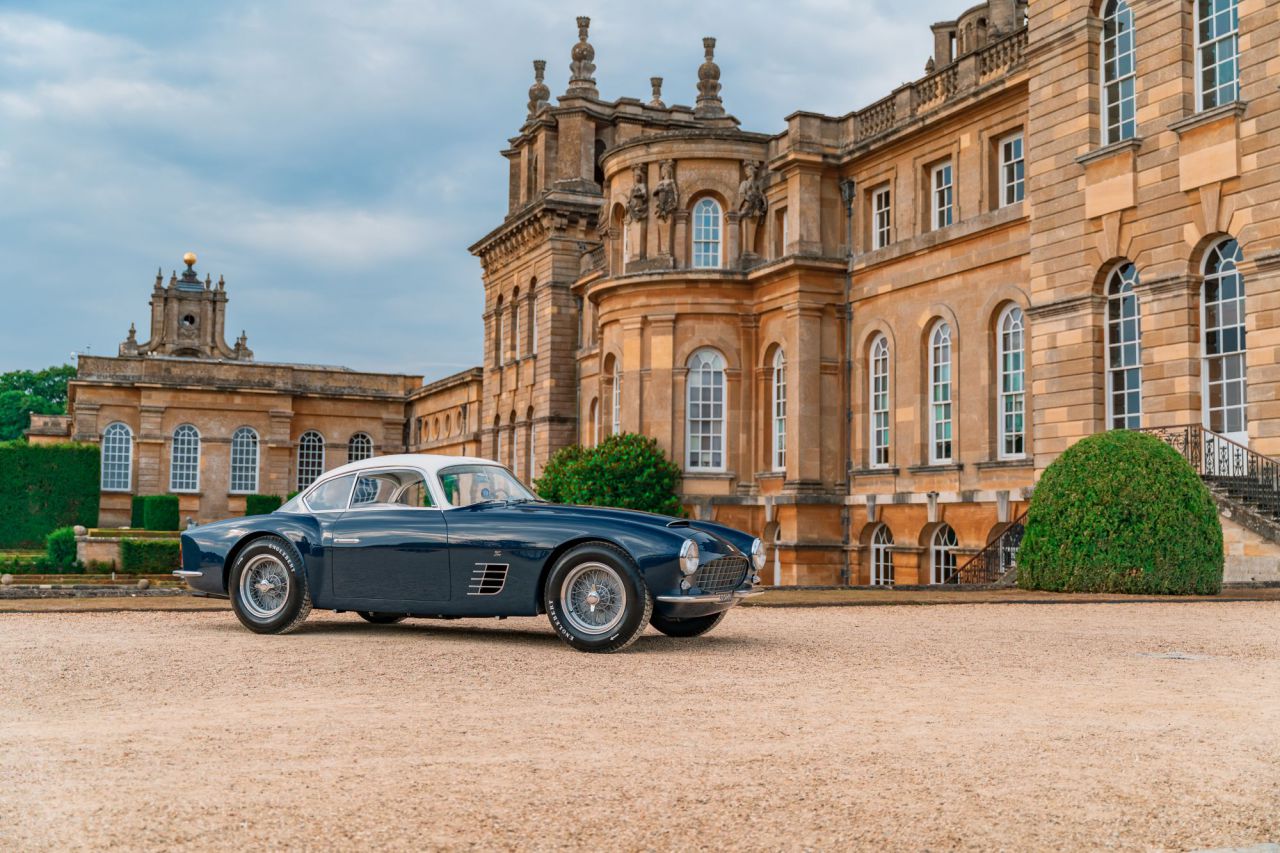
[2,604,1277,851]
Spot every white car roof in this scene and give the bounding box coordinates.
[321,453,503,482]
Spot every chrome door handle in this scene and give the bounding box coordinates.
[334,537,361,545]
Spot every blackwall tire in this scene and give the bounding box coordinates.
[357,611,407,625]
[228,538,312,635]
[650,610,726,638]
[544,542,651,653]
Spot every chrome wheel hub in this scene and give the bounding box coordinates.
[560,562,626,636]
[239,554,290,619]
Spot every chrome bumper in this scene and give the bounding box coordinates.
[172,570,203,579]
[655,588,764,605]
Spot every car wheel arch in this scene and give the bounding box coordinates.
[533,535,636,614]
[222,532,307,593]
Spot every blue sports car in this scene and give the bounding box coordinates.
[176,454,764,652]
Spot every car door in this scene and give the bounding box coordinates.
[329,468,451,605]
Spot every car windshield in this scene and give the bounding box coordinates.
[437,464,537,507]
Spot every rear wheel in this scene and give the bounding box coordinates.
[650,610,726,638]
[357,611,407,625]
[228,538,311,634]
[544,543,651,653]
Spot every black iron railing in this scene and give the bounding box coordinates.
[947,511,1027,585]
[1143,424,1280,518]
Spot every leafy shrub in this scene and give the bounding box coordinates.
[141,495,180,532]
[0,441,100,548]
[534,433,683,517]
[130,496,146,528]
[244,494,283,516]
[1018,430,1223,595]
[119,538,181,574]
[45,526,78,570]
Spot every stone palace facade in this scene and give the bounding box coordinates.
[37,0,1280,584]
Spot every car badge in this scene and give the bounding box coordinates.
[493,550,502,557]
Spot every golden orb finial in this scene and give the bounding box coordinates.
[183,252,197,268]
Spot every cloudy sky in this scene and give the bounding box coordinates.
[1,0,956,382]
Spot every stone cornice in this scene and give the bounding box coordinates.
[1027,293,1105,320]
[1074,137,1143,168]
[1169,101,1248,136]
[1139,274,1198,298]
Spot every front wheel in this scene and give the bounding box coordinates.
[650,610,726,638]
[228,538,312,634]
[544,543,651,653]
[357,611,407,625]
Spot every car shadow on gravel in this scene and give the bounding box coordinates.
[198,615,759,653]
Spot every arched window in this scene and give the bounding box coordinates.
[297,430,325,491]
[494,296,504,367]
[998,306,1026,458]
[1101,0,1136,144]
[692,198,723,269]
[869,335,890,467]
[512,288,521,359]
[930,524,958,585]
[1203,239,1247,442]
[348,432,373,463]
[170,424,201,493]
[1196,0,1239,111]
[101,422,133,492]
[771,349,787,471]
[1106,263,1142,430]
[871,524,894,587]
[589,398,600,447]
[610,361,622,437]
[929,322,954,464]
[686,348,727,471]
[230,427,260,494]
[526,407,536,481]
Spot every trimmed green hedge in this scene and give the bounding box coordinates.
[0,441,99,548]
[245,494,283,516]
[45,526,78,570]
[119,538,181,574]
[140,495,180,532]
[1018,430,1223,595]
[131,496,146,528]
[534,433,684,517]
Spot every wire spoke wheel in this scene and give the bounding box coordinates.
[238,554,291,619]
[560,562,627,636]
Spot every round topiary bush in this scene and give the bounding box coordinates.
[1018,430,1223,594]
[534,433,683,517]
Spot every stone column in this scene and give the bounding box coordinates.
[787,305,824,489]
[1246,253,1280,455]
[726,212,742,268]
[646,315,677,455]
[620,317,644,433]
[1028,296,1105,472]
[136,404,165,496]
[673,210,690,269]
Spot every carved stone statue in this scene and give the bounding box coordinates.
[625,165,648,223]
[653,160,679,221]
[736,161,768,220]
[595,198,611,236]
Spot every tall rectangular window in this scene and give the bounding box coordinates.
[998,308,1026,458]
[1102,0,1137,144]
[870,336,890,467]
[692,198,723,269]
[931,162,953,230]
[929,323,953,463]
[872,187,892,250]
[170,425,201,493]
[999,134,1025,207]
[1197,0,1239,111]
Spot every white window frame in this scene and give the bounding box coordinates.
[931,162,953,230]
[101,422,133,492]
[1201,238,1248,443]
[229,426,260,494]
[930,524,958,585]
[611,369,622,436]
[530,291,538,355]
[347,432,373,463]
[1105,263,1143,431]
[998,133,1025,207]
[1195,0,1239,112]
[685,348,727,472]
[169,424,201,494]
[928,322,954,464]
[771,349,787,472]
[494,299,504,367]
[296,430,326,492]
[512,299,521,359]
[872,186,892,250]
[870,524,894,587]
[997,306,1027,459]
[870,335,891,468]
[692,198,723,269]
[1101,0,1137,145]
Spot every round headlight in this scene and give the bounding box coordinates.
[750,538,766,572]
[679,539,700,576]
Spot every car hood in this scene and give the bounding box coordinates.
[515,502,746,555]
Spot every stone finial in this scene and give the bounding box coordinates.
[566,16,598,98]
[648,76,665,108]
[527,59,550,117]
[154,267,163,289]
[926,56,936,74]
[217,275,225,291]
[126,323,137,344]
[204,273,212,290]
[695,36,724,118]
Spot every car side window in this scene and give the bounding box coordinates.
[398,479,434,508]
[350,470,435,509]
[306,474,355,512]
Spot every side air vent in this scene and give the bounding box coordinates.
[468,563,509,596]
[666,520,691,528]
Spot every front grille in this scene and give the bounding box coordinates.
[693,556,749,594]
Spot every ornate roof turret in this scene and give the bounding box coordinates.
[527,59,550,118]
[120,253,252,361]
[695,37,724,119]
[565,16,598,98]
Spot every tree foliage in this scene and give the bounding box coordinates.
[1018,430,1223,595]
[0,441,99,548]
[0,365,76,441]
[534,433,684,517]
